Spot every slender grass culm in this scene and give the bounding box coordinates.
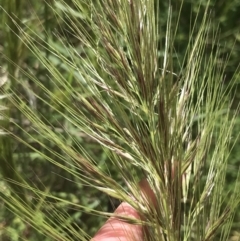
[0,0,240,241]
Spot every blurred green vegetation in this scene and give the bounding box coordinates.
[0,0,240,240]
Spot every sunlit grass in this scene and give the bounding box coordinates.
[0,0,240,240]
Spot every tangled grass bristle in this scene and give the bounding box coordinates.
[0,0,240,240]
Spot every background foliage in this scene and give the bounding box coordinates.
[0,0,240,240]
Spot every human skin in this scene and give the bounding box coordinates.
[91,179,156,241]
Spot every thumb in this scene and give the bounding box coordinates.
[92,178,155,241]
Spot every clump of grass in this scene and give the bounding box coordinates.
[1,0,240,240]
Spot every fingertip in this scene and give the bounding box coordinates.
[92,202,143,241]
[138,178,157,208]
